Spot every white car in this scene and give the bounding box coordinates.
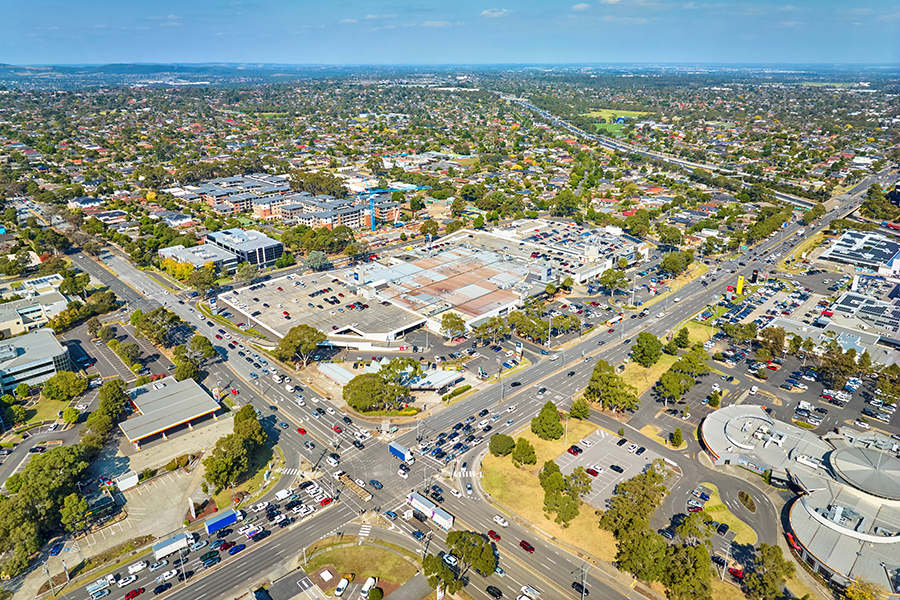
[238,524,257,535]
[326,407,335,415]
[854,420,870,430]
[656,312,665,318]
[251,502,269,512]
[449,488,462,498]
[507,405,516,412]
[579,439,593,448]
[749,386,758,395]
[627,444,639,453]
[117,575,138,588]
[335,578,349,597]
[493,514,509,527]
[355,479,366,488]
[795,383,808,390]
[590,464,604,474]
[397,469,408,479]
[548,354,559,361]
[76,404,88,410]
[360,577,378,597]
[442,554,459,568]
[162,569,178,581]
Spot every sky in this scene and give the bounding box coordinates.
[2,0,899,65]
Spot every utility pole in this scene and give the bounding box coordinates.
[42,564,55,597]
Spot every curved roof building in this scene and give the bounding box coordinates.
[699,405,900,593]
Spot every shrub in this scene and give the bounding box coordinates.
[489,433,515,457]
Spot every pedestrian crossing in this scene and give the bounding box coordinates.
[277,468,301,475]
[358,524,372,539]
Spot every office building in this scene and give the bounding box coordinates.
[205,228,284,268]
[0,329,72,394]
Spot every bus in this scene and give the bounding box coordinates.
[606,314,624,327]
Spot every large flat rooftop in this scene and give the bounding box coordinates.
[119,377,220,443]
[218,274,425,342]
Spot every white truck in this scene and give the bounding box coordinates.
[87,574,117,594]
[128,561,148,575]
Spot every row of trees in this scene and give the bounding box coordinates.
[656,344,712,406]
[584,359,640,413]
[45,289,118,334]
[202,405,268,492]
[0,379,127,577]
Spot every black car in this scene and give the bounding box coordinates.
[610,465,624,473]
[479,409,489,417]
[216,528,232,539]
[616,438,628,447]
[567,371,575,376]
[572,582,590,596]
[482,425,493,433]
[153,583,172,595]
[177,571,193,582]
[452,423,464,431]
[510,381,521,387]
[636,447,646,456]
[251,529,271,541]
[432,484,443,494]
[352,440,364,450]
[430,493,444,504]
[717,523,730,536]
[486,585,503,599]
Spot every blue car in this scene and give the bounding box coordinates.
[250,372,258,379]
[49,543,63,556]
[228,544,246,556]
[412,530,425,540]
[369,480,383,490]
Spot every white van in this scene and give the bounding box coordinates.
[128,561,147,575]
[285,385,295,393]
[493,515,509,527]
[521,585,542,598]
[273,375,283,384]
[360,577,378,597]
[325,456,340,467]
[274,488,293,501]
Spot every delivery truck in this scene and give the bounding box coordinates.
[389,441,415,464]
[87,575,117,594]
[204,508,241,536]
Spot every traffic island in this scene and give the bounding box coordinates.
[303,542,417,598]
[698,482,757,545]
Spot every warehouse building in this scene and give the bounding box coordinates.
[158,244,239,274]
[818,231,900,276]
[119,377,221,449]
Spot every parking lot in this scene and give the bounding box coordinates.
[218,273,422,341]
[554,430,678,510]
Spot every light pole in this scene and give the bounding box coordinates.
[61,559,69,583]
[42,563,55,596]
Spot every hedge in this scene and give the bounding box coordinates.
[441,384,472,402]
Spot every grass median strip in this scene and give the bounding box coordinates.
[700,482,757,545]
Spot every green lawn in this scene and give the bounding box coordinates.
[621,353,677,396]
[306,545,416,585]
[26,399,70,424]
[584,109,649,120]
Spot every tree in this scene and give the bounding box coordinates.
[566,466,593,497]
[599,268,628,297]
[511,437,536,466]
[60,493,89,532]
[42,372,88,402]
[203,432,250,491]
[677,511,714,547]
[759,326,785,355]
[472,316,509,345]
[305,250,330,271]
[440,312,466,339]
[97,379,127,419]
[187,265,216,290]
[273,324,326,367]
[234,261,258,285]
[344,374,387,412]
[274,252,296,268]
[62,408,80,424]
[174,361,200,382]
[615,528,668,583]
[674,327,690,349]
[15,383,30,399]
[446,531,498,577]
[659,251,694,276]
[489,433,515,457]
[530,401,564,440]
[743,543,795,600]
[857,350,873,375]
[117,341,141,365]
[570,396,590,419]
[584,360,640,412]
[663,543,714,600]
[99,325,116,342]
[368,589,384,600]
[87,317,102,337]
[420,219,439,238]
[552,189,580,216]
[450,197,466,217]
[545,282,557,296]
[631,332,663,368]
[423,553,463,595]
[845,578,887,600]
[670,427,683,447]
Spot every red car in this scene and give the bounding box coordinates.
[125,589,145,600]
[231,388,239,395]
[728,568,743,579]
[297,427,306,434]
[567,447,579,456]
[488,530,500,541]
[220,541,235,551]
[585,468,599,477]
[608,328,615,333]
[519,540,535,554]
[688,506,703,513]
[319,497,332,506]
[332,425,342,433]
[283,311,289,316]
[215,334,223,340]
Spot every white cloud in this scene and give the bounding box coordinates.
[878,10,900,21]
[148,14,181,20]
[481,8,510,17]
[682,1,697,8]
[422,20,452,26]
[598,0,621,4]
[573,3,591,10]
[340,19,357,23]
[603,14,649,23]
[780,5,796,11]
[780,20,798,26]
[365,14,397,19]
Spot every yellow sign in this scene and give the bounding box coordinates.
[736,275,745,296]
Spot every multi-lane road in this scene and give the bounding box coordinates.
[50,166,895,600]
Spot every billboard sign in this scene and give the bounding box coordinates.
[515,341,523,360]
